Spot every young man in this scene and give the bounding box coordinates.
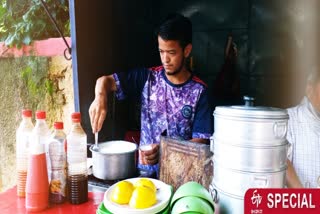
[286,68,320,188]
[89,13,213,176]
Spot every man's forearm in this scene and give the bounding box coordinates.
[286,159,303,188]
[190,138,209,144]
[89,74,117,133]
[95,75,116,97]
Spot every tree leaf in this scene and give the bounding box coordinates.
[1,0,69,44]
[23,35,31,45]
[4,34,14,46]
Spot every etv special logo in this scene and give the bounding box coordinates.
[250,189,263,213]
[245,188,320,214]
[251,190,262,208]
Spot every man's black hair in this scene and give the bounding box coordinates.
[156,13,192,49]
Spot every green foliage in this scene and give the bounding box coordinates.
[21,66,39,97]
[19,57,66,112]
[45,78,54,96]
[0,0,69,48]
[19,57,48,110]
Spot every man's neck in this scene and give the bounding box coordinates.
[165,67,191,85]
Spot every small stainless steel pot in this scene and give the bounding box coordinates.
[90,140,137,180]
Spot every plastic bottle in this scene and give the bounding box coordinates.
[66,112,88,204]
[26,110,50,212]
[48,122,67,204]
[16,109,34,197]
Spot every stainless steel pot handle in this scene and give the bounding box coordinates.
[252,176,269,187]
[243,96,255,106]
[209,183,219,203]
[273,122,287,139]
[210,136,214,153]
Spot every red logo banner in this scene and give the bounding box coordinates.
[245,188,320,214]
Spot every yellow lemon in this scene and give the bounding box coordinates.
[134,178,157,193]
[111,180,134,204]
[129,185,157,209]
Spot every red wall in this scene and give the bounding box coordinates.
[0,37,71,57]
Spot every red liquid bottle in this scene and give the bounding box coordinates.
[25,111,49,212]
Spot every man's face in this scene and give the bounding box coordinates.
[158,36,191,75]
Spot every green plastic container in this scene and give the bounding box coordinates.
[170,181,214,211]
[171,196,214,214]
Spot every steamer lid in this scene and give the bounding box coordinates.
[214,96,289,119]
[214,106,289,120]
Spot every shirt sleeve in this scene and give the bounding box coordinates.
[192,88,214,139]
[286,110,294,161]
[113,68,150,101]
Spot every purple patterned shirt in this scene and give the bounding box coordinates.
[113,66,213,174]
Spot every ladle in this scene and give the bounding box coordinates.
[94,132,99,151]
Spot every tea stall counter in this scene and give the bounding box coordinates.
[0,186,104,214]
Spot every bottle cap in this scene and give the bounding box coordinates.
[71,112,81,122]
[36,111,46,119]
[22,109,32,117]
[54,122,64,130]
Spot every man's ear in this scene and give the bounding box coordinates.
[184,44,192,58]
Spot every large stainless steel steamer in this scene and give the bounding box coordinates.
[210,97,289,214]
[213,141,288,172]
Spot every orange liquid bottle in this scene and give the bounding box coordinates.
[16,109,34,197]
[25,111,49,212]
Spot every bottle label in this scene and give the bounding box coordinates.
[50,170,67,197]
[48,140,67,200]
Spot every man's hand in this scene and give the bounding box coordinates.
[89,94,107,133]
[142,144,160,165]
[89,75,116,133]
[286,159,303,188]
